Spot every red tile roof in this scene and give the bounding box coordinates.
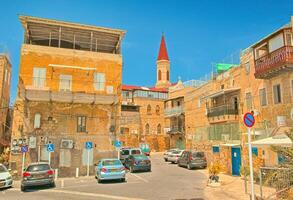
[122,84,168,93]
[157,35,169,61]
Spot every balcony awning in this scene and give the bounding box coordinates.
[249,134,292,147]
[203,87,240,99]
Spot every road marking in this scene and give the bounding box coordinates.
[129,173,149,183]
[40,189,146,200]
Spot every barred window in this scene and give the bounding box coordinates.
[259,88,267,106]
[94,72,105,91]
[145,124,150,135]
[77,116,87,132]
[157,124,161,134]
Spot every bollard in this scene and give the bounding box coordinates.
[54,169,58,181]
[61,179,64,188]
[76,167,79,178]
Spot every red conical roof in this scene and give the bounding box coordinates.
[157,35,169,61]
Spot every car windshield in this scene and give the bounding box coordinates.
[0,165,8,173]
[120,149,130,155]
[131,149,141,155]
[26,164,50,172]
[173,151,182,154]
[192,152,204,158]
[133,155,148,160]
[102,160,121,166]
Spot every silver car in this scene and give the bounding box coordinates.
[167,150,184,164]
[21,162,55,191]
[0,164,13,189]
[163,148,179,161]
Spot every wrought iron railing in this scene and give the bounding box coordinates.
[164,106,184,116]
[207,104,238,117]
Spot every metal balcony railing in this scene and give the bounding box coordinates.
[164,106,184,116]
[207,104,238,118]
[166,125,185,134]
[255,46,293,78]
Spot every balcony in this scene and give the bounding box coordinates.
[166,125,185,135]
[20,88,118,104]
[254,46,293,79]
[164,106,184,117]
[207,105,238,118]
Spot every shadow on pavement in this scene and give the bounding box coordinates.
[22,185,55,193]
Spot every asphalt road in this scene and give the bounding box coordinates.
[1,153,207,200]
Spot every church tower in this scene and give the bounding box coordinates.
[155,34,171,88]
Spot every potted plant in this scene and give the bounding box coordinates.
[207,162,223,186]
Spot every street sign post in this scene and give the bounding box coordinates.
[85,142,93,176]
[47,143,55,165]
[114,140,122,159]
[243,112,255,200]
[20,145,29,174]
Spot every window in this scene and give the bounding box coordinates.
[156,105,160,115]
[77,116,87,132]
[167,70,169,81]
[59,75,72,91]
[145,124,150,134]
[246,92,253,110]
[273,84,282,104]
[285,32,292,46]
[34,113,41,129]
[157,124,161,134]
[259,88,267,106]
[4,69,7,82]
[33,67,46,88]
[269,33,284,53]
[7,71,10,85]
[147,105,151,115]
[94,72,105,91]
[221,84,224,89]
[198,99,201,108]
[252,147,258,156]
[212,146,220,153]
[245,62,250,74]
[158,70,162,81]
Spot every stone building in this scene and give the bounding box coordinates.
[0,54,12,153]
[10,15,125,176]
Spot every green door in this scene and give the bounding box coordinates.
[176,138,185,150]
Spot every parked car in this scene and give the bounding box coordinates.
[163,148,179,161]
[21,162,55,191]
[0,164,13,189]
[95,159,126,183]
[119,147,142,165]
[119,147,132,164]
[124,154,151,173]
[177,151,207,170]
[140,143,150,156]
[167,150,184,164]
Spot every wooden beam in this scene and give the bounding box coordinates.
[90,31,93,51]
[58,26,61,47]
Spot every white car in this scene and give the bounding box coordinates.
[167,150,184,164]
[163,148,179,161]
[0,164,13,188]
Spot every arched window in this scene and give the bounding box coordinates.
[34,113,41,129]
[167,70,170,81]
[157,124,161,134]
[145,124,150,135]
[147,105,151,115]
[155,105,160,115]
[158,70,162,81]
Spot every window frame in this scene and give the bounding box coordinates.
[59,74,72,91]
[157,124,161,134]
[272,84,282,104]
[94,72,105,91]
[33,67,46,88]
[145,123,150,135]
[259,88,268,107]
[77,116,87,133]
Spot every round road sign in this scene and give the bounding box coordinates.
[243,112,255,128]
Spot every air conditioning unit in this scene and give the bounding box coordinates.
[60,139,74,149]
[221,134,230,141]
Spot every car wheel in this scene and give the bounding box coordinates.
[171,161,175,164]
[164,158,168,162]
[21,185,26,192]
[121,178,125,182]
[98,178,102,183]
[50,182,56,188]
[187,163,192,170]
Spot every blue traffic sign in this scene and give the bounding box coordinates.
[20,145,29,153]
[114,140,122,148]
[47,143,55,152]
[85,142,93,150]
[243,112,255,128]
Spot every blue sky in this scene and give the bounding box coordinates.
[0,0,292,103]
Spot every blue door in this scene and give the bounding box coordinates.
[231,147,241,176]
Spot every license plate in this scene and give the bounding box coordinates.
[110,169,119,172]
[33,174,45,178]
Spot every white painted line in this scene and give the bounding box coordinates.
[129,173,149,183]
[41,189,145,200]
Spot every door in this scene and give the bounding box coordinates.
[176,137,185,150]
[231,147,241,176]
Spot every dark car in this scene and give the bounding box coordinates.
[21,162,55,191]
[177,151,207,170]
[124,154,151,173]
